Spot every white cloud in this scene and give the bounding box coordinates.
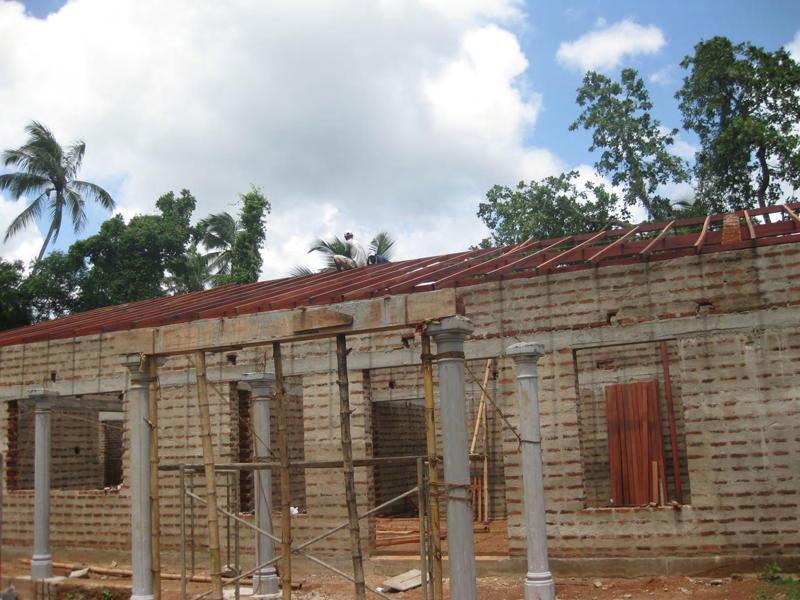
[0,0,558,278]
[649,64,678,86]
[556,19,666,72]
[786,30,800,60]
[657,126,697,162]
[0,196,44,264]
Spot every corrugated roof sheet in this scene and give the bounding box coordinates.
[1,203,798,347]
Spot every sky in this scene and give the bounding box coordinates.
[1,0,799,279]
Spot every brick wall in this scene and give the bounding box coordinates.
[0,243,798,569]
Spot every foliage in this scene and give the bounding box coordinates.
[0,121,114,260]
[166,242,211,294]
[676,37,800,213]
[571,69,690,220]
[754,562,800,600]
[22,251,84,321]
[216,186,270,285]
[299,231,396,274]
[66,189,197,311]
[197,211,237,279]
[0,259,30,330]
[477,171,627,246]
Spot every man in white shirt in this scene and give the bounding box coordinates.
[344,231,368,267]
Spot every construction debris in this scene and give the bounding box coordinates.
[382,569,424,592]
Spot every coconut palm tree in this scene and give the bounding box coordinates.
[1,121,115,261]
[292,231,396,275]
[198,211,238,283]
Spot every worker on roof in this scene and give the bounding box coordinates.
[344,231,368,268]
[368,252,389,265]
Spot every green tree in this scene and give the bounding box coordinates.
[477,171,626,247]
[219,186,270,285]
[22,251,84,321]
[0,259,31,330]
[70,190,197,309]
[1,121,115,260]
[571,69,689,220]
[676,37,800,213]
[166,242,211,294]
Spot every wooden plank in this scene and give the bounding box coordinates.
[694,215,712,252]
[639,220,676,257]
[605,384,623,505]
[292,307,353,333]
[743,210,757,241]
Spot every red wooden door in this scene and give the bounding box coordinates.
[605,381,667,506]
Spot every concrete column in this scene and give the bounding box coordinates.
[242,372,280,598]
[122,354,154,600]
[507,342,555,600]
[29,388,57,580]
[427,316,477,600]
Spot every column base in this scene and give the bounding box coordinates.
[524,570,555,600]
[252,569,280,597]
[31,553,53,579]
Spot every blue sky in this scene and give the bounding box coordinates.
[1,0,799,277]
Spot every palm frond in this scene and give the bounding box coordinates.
[64,188,88,233]
[370,231,396,258]
[0,172,51,198]
[3,191,47,241]
[64,141,86,179]
[289,265,315,277]
[199,212,237,251]
[69,180,115,210]
[308,236,347,256]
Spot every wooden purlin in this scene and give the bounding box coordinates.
[587,226,641,264]
[482,236,572,278]
[694,215,712,253]
[639,220,676,258]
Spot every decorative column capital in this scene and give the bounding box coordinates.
[426,316,474,349]
[242,372,276,400]
[28,388,58,411]
[507,342,545,378]
[121,354,165,386]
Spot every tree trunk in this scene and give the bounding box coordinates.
[756,145,771,224]
[37,222,56,261]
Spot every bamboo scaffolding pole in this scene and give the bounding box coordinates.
[469,361,491,454]
[194,350,223,600]
[335,334,367,600]
[660,341,683,504]
[272,341,293,600]
[483,367,490,524]
[147,357,162,600]
[417,457,428,600]
[421,333,443,600]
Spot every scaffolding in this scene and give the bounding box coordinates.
[148,326,461,600]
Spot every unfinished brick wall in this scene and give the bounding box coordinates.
[0,242,798,570]
[371,399,426,513]
[12,402,105,490]
[575,340,691,507]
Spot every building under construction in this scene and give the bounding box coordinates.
[0,204,799,599]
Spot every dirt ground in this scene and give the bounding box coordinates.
[3,558,787,600]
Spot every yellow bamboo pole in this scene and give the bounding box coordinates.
[194,351,223,600]
[469,360,492,455]
[335,334,367,600]
[147,357,162,600]
[421,334,443,600]
[272,342,293,600]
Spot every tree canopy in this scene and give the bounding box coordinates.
[477,171,626,247]
[571,69,690,220]
[479,36,800,247]
[676,37,800,213]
